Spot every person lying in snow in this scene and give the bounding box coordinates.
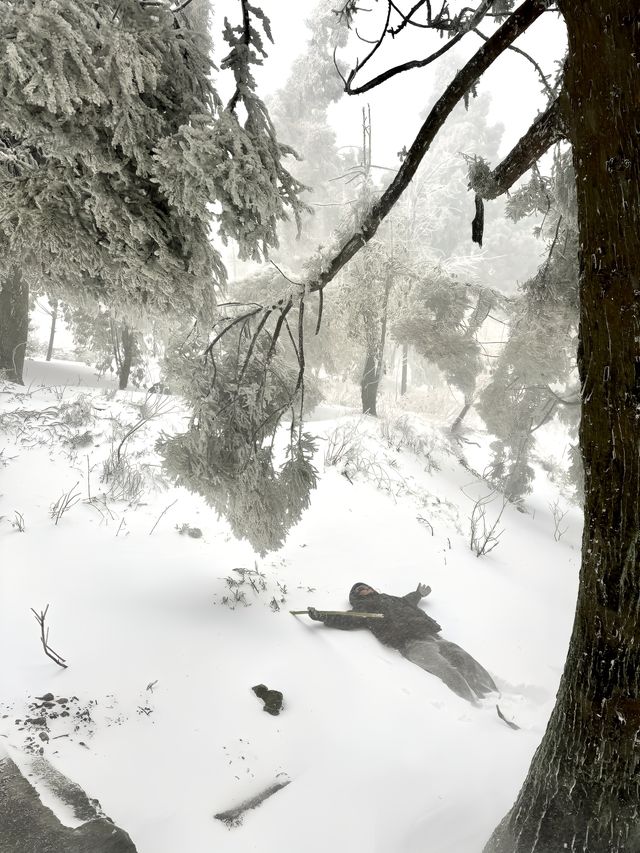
[308,582,497,703]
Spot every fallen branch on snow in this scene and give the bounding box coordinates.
[214,779,291,827]
[30,604,68,669]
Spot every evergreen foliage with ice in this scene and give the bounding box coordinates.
[154,2,310,263]
[477,150,580,501]
[1,0,314,547]
[392,269,482,399]
[0,0,306,314]
[267,0,351,261]
[62,301,147,388]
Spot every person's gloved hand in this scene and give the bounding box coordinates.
[308,607,324,621]
[416,583,431,598]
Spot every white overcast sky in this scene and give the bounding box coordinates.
[240,2,567,167]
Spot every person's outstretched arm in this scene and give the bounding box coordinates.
[403,583,432,607]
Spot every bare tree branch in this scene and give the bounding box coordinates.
[343,0,495,94]
[308,0,551,294]
[346,32,464,94]
[471,26,554,96]
[315,288,324,335]
[388,0,433,34]
[31,605,68,669]
[347,1,393,92]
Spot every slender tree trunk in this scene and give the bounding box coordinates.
[450,290,492,432]
[361,348,379,416]
[360,276,392,416]
[118,324,135,390]
[450,395,472,434]
[46,299,58,362]
[485,5,640,851]
[0,267,29,384]
[400,343,408,396]
[110,317,122,374]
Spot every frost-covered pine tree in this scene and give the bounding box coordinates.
[268,0,350,263]
[476,149,580,501]
[61,300,147,390]
[0,0,306,383]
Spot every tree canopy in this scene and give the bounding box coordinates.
[0,0,307,322]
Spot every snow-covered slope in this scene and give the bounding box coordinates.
[0,363,581,853]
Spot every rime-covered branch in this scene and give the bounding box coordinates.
[469,94,568,201]
[307,0,551,294]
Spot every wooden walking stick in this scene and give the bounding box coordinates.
[290,609,384,619]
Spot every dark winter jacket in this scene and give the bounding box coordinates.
[319,584,442,649]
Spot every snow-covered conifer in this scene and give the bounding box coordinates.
[0,0,306,381]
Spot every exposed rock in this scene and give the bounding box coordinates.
[251,684,284,716]
[0,745,138,852]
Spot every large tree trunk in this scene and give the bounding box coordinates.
[485,4,640,851]
[450,395,472,434]
[0,267,29,384]
[46,299,58,362]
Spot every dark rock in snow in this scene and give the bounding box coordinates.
[252,685,283,716]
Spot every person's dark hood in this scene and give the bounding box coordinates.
[349,582,380,609]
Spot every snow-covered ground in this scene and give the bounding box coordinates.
[22,357,118,391]
[0,361,581,853]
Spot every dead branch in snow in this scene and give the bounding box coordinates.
[31,604,68,669]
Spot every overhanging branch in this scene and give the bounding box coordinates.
[472,26,554,96]
[345,0,496,95]
[308,0,551,294]
[475,94,568,200]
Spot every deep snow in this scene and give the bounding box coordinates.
[0,361,581,853]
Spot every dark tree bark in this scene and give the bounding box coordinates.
[0,267,29,384]
[46,299,58,362]
[480,96,568,200]
[485,4,640,851]
[450,396,473,434]
[118,324,136,391]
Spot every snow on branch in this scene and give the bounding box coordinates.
[466,93,567,245]
[163,1,554,554]
[307,0,551,295]
[468,95,568,202]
